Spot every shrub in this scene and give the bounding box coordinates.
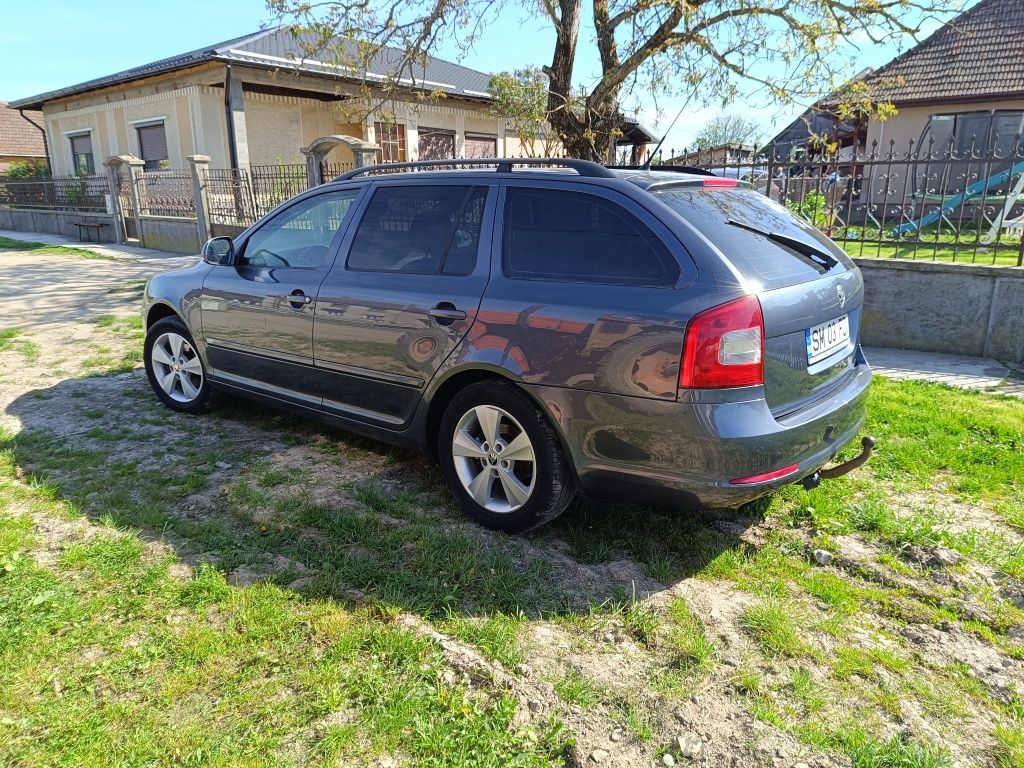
[5,159,49,180]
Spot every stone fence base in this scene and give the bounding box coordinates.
[855,258,1024,363]
[0,208,118,244]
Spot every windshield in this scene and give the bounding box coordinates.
[653,187,853,288]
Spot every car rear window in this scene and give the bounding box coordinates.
[653,187,853,288]
[503,187,680,286]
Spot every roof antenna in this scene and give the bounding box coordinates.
[644,101,688,170]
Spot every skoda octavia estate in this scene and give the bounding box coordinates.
[142,158,872,532]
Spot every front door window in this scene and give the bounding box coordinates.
[239,191,359,269]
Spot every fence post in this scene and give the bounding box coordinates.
[124,157,145,240]
[103,157,127,244]
[187,155,212,245]
[301,147,323,188]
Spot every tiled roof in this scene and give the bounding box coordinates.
[861,0,1024,105]
[0,103,46,157]
[9,27,494,109]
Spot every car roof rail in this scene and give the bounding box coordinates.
[605,164,717,177]
[331,157,618,181]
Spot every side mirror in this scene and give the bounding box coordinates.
[202,236,235,266]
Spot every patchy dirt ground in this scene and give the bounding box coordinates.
[1,244,1022,768]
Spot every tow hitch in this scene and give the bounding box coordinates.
[801,436,876,490]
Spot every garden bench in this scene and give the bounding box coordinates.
[72,220,108,242]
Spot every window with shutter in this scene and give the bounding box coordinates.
[137,123,169,171]
[69,133,94,176]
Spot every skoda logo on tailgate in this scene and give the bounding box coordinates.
[836,285,846,308]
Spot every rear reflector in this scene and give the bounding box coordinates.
[730,464,800,485]
[702,177,738,187]
[679,295,764,388]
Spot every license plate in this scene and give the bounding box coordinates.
[806,315,851,365]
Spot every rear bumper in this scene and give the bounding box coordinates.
[526,349,872,509]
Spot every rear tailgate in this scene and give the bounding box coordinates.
[654,185,862,414]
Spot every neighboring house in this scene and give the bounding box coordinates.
[767,70,873,161]
[667,143,757,166]
[857,0,1023,153]
[7,27,559,175]
[0,103,47,173]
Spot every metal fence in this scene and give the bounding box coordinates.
[0,174,109,212]
[251,164,309,216]
[140,170,196,218]
[203,168,257,235]
[321,161,354,182]
[663,136,1024,266]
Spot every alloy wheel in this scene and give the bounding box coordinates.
[452,404,536,513]
[150,332,204,403]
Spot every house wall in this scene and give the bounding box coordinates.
[40,61,509,172]
[866,98,1024,153]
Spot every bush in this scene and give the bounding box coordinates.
[787,189,829,229]
[5,160,49,180]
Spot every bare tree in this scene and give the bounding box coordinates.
[267,0,961,161]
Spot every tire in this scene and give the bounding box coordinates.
[143,316,214,414]
[438,381,575,533]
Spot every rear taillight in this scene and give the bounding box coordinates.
[702,177,738,187]
[679,295,764,388]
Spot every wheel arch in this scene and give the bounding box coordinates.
[145,301,182,333]
[423,366,582,489]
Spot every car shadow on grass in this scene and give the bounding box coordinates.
[3,371,757,618]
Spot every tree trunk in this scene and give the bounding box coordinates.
[544,0,623,161]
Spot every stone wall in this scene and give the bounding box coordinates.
[137,215,201,254]
[855,258,1024,363]
[0,208,117,243]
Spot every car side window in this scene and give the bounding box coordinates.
[502,187,680,286]
[239,190,358,269]
[347,185,487,275]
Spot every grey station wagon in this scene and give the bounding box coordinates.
[142,158,873,532]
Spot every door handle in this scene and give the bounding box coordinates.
[429,305,467,324]
[281,291,312,306]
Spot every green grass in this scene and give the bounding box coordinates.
[440,611,526,668]
[0,495,564,767]
[0,328,40,362]
[552,670,603,710]
[666,596,716,674]
[740,599,806,657]
[0,328,22,351]
[2,307,1023,767]
[0,235,115,260]
[831,221,1022,267]
[826,730,952,768]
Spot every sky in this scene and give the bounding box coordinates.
[0,0,956,153]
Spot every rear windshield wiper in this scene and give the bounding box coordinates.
[726,220,838,270]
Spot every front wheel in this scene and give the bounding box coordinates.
[438,381,575,533]
[144,316,213,414]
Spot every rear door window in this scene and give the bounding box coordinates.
[653,187,853,289]
[502,187,679,286]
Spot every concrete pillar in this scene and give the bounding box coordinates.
[301,147,323,187]
[228,77,250,169]
[103,157,126,243]
[103,155,144,244]
[187,154,212,243]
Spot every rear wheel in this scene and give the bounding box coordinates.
[438,381,574,533]
[144,316,213,414]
